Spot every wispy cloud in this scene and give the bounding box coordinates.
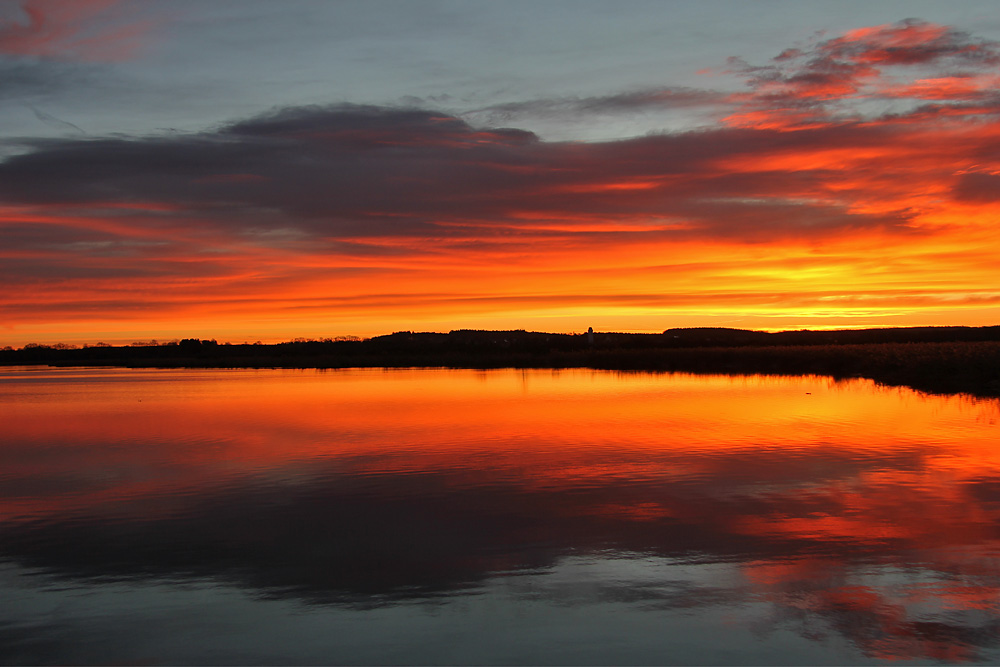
[463,87,728,125]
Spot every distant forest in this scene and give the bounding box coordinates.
[4,326,1000,398]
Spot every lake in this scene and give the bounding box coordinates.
[2,366,999,665]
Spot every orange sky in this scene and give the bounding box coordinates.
[2,17,1000,346]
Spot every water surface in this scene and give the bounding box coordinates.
[2,367,999,664]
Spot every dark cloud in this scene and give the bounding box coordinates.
[0,102,929,248]
[224,103,538,146]
[953,171,1000,202]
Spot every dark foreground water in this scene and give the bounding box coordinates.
[2,367,999,665]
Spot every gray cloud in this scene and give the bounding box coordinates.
[463,87,728,124]
[0,102,922,247]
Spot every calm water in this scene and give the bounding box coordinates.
[2,367,999,665]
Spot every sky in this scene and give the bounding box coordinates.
[2,0,1000,346]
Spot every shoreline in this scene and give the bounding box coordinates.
[4,333,1000,399]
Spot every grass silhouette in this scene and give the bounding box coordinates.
[4,327,1000,398]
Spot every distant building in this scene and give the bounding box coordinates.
[587,327,594,345]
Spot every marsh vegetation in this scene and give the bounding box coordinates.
[4,326,1000,398]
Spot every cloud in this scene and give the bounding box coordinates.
[0,0,157,62]
[2,20,1000,339]
[953,171,1000,203]
[824,19,1000,67]
[725,19,1000,128]
[0,103,932,242]
[463,87,728,124]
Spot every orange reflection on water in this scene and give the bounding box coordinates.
[3,367,999,508]
[2,367,999,661]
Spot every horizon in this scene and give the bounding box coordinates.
[3,2,1000,347]
[6,321,998,351]
[4,319,999,349]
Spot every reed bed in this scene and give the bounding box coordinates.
[4,338,1000,398]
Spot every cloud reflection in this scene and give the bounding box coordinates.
[3,369,1000,660]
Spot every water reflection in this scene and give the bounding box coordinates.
[2,368,999,664]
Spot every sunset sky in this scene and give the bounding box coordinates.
[2,0,1000,346]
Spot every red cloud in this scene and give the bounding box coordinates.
[0,0,155,61]
[826,20,998,66]
[726,19,1000,130]
[880,75,997,101]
